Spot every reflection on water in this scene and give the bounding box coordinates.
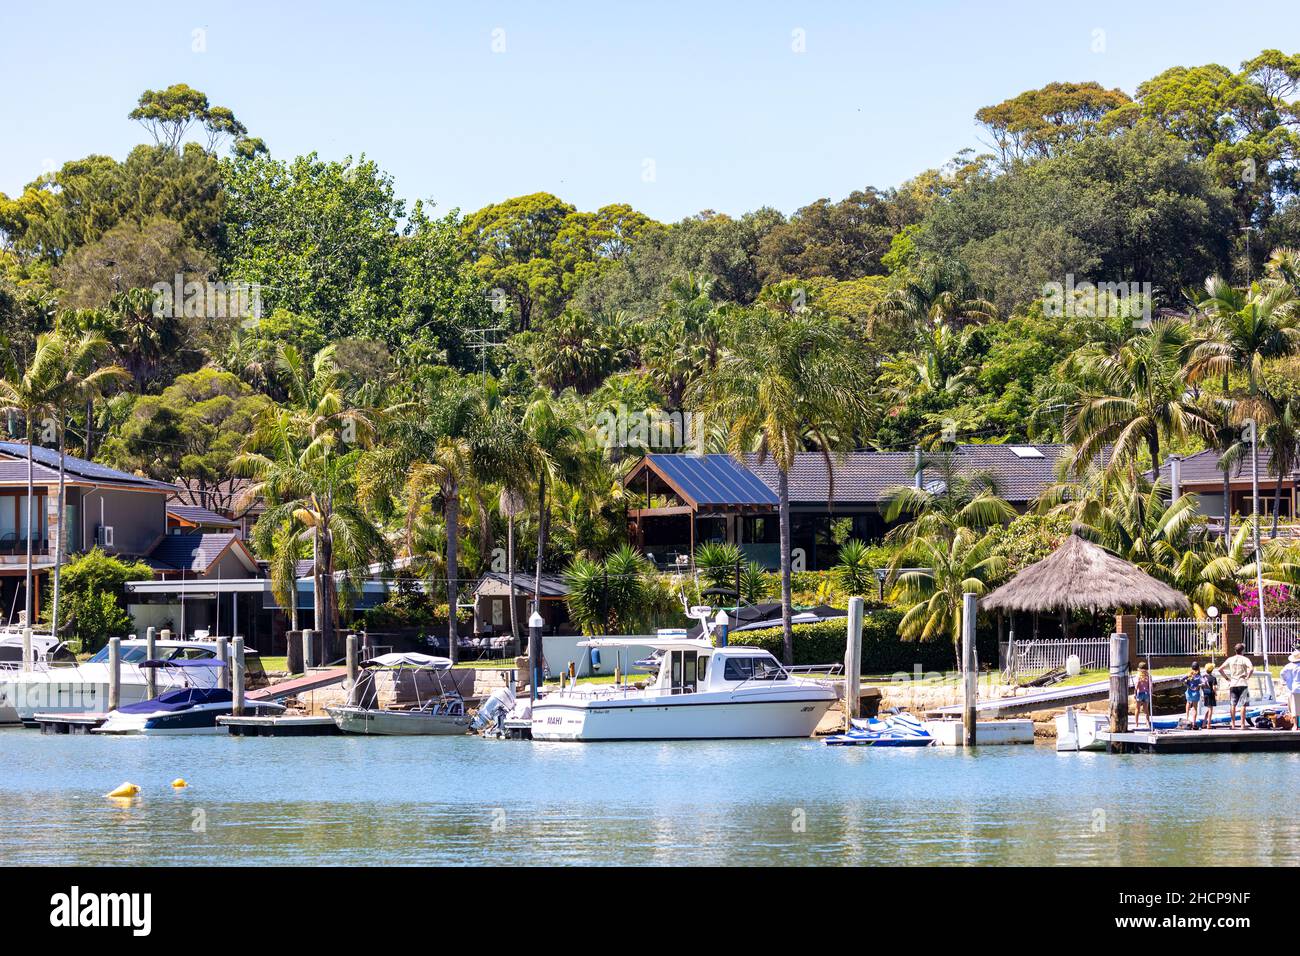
[1,728,1298,866]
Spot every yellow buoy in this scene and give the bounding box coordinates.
[171,778,187,789]
[106,782,140,798]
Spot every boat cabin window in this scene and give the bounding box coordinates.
[88,645,149,664]
[668,649,698,693]
[696,656,708,684]
[170,647,217,660]
[722,654,787,682]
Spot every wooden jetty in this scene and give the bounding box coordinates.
[246,666,348,701]
[33,713,107,734]
[1098,728,1300,754]
[928,674,1181,718]
[218,714,341,737]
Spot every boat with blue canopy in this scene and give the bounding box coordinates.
[95,660,284,734]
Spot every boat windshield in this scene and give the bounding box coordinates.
[722,655,787,682]
[87,645,215,664]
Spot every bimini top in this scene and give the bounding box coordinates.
[361,652,452,669]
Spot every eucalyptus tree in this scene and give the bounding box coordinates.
[687,306,871,664]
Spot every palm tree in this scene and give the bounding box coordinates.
[1261,390,1300,537]
[890,527,1004,670]
[45,326,130,636]
[688,307,871,664]
[0,333,63,630]
[874,258,996,335]
[881,450,1015,543]
[1186,277,1300,408]
[1064,319,1211,479]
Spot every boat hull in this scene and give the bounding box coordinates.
[327,705,470,736]
[530,693,833,741]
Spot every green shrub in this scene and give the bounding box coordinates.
[724,609,954,671]
[694,542,743,591]
[42,548,153,653]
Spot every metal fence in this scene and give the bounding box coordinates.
[1137,618,1221,658]
[999,638,1111,675]
[1243,618,1300,657]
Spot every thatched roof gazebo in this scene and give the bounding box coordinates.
[982,533,1190,616]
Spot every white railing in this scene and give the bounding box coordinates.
[1243,618,1300,657]
[1000,638,1111,675]
[1138,618,1221,658]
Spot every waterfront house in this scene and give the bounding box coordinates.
[472,571,571,636]
[624,444,1069,569]
[0,441,176,623]
[1163,448,1298,531]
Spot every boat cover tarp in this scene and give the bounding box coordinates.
[361,652,452,669]
[117,687,233,713]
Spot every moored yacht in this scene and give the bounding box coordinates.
[0,638,261,726]
[530,635,837,741]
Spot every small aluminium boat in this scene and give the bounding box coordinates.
[327,652,470,736]
[824,711,934,747]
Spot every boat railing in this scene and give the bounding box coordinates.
[787,663,844,681]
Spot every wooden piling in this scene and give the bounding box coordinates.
[216,636,229,691]
[302,629,315,670]
[232,636,246,716]
[346,633,359,706]
[21,627,32,672]
[962,592,977,747]
[1108,631,1129,753]
[145,627,157,699]
[844,596,864,731]
[108,636,121,712]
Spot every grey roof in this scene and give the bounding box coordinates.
[1164,447,1297,486]
[475,571,570,598]
[148,532,244,573]
[0,459,62,484]
[741,444,1068,505]
[167,504,238,528]
[0,441,175,491]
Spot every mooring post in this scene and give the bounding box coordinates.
[145,626,158,699]
[1109,631,1129,753]
[844,596,864,731]
[21,626,32,672]
[528,611,544,701]
[232,636,246,716]
[107,636,121,713]
[346,632,359,705]
[962,592,977,747]
[302,628,315,670]
[216,636,229,691]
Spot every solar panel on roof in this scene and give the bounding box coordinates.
[0,441,167,487]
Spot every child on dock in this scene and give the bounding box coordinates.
[1183,661,1204,729]
[1200,662,1218,729]
[1134,661,1152,730]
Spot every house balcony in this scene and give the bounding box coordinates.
[0,535,52,566]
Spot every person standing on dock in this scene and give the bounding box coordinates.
[1134,662,1152,730]
[1183,662,1204,729]
[1200,662,1218,729]
[1280,651,1300,725]
[1221,644,1255,730]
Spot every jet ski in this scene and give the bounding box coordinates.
[824,710,934,747]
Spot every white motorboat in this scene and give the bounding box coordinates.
[94,661,285,734]
[0,638,261,726]
[326,652,470,736]
[530,635,837,741]
[1056,671,1290,751]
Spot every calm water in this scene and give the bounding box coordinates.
[2,727,1298,866]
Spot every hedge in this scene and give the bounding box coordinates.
[724,610,962,672]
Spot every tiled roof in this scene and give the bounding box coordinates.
[0,442,175,491]
[742,445,1068,504]
[0,459,63,484]
[167,505,238,528]
[1163,447,1297,485]
[148,532,243,573]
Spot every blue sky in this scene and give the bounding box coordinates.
[2,1,1297,222]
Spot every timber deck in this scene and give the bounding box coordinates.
[1097,727,1300,754]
